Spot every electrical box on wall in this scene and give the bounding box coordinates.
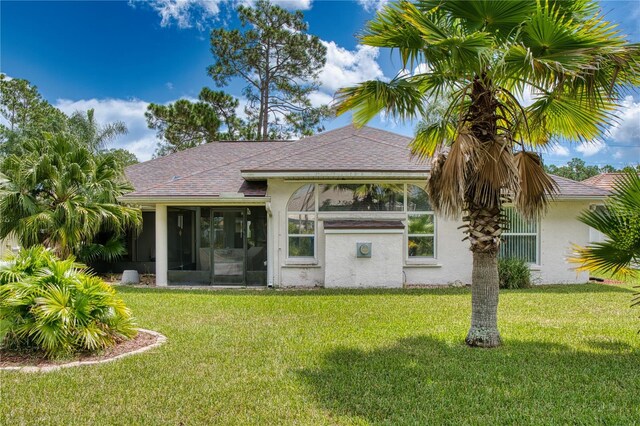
[356,242,372,258]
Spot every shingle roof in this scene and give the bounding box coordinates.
[122,125,424,200]
[582,173,638,192]
[121,125,608,200]
[549,174,610,198]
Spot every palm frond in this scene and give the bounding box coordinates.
[335,77,425,126]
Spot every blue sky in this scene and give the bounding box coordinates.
[1,0,639,165]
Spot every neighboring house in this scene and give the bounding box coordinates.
[0,235,18,259]
[113,125,609,288]
[582,172,634,192]
[582,172,639,244]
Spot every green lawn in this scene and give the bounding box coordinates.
[2,284,639,425]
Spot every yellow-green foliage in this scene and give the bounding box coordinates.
[0,246,136,358]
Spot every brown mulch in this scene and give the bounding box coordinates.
[0,330,158,368]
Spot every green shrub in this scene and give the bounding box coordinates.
[498,257,531,289]
[0,246,137,358]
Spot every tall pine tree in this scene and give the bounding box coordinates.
[209,0,329,141]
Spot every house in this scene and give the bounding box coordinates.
[112,125,609,288]
[581,172,639,244]
[582,172,638,192]
[0,235,18,259]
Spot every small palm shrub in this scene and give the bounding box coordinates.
[498,258,531,290]
[0,246,137,358]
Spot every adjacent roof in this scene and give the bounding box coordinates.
[582,173,637,192]
[549,175,610,198]
[122,125,608,201]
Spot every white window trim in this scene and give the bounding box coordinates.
[285,183,438,263]
[500,207,540,265]
[286,210,317,261]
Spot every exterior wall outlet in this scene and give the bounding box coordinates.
[356,242,372,258]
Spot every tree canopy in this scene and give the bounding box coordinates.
[209,0,330,141]
[336,0,640,347]
[146,88,245,157]
[0,74,141,260]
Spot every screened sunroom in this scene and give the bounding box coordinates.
[164,206,268,286]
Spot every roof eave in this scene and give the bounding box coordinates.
[553,195,607,201]
[118,195,270,206]
[241,170,430,181]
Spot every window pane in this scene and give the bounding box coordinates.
[288,184,315,211]
[318,184,404,211]
[289,236,314,257]
[407,184,432,211]
[503,207,536,233]
[408,236,434,257]
[287,215,315,234]
[408,214,434,234]
[499,235,537,263]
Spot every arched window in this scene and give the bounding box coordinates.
[318,184,404,211]
[286,183,437,259]
[287,184,316,257]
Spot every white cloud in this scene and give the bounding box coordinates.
[413,63,431,75]
[576,139,607,157]
[134,0,312,29]
[357,0,389,12]
[549,144,570,157]
[308,91,334,108]
[131,0,224,29]
[271,0,312,10]
[56,98,157,161]
[608,95,640,143]
[318,41,384,94]
[238,0,312,10]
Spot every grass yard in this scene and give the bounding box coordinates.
[1,283,639,425]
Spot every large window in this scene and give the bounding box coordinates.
[286,183,436,259]
[287,184,316,258]
[406,185,435,258]
[318,184,404,211]
[499,207,538,264]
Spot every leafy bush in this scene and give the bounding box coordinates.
[498,257,531,289]
[0,246,137,358]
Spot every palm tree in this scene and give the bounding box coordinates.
[570,172,640,280]
[336,0,640,347]
[0,132,141,261]
[67,108,127,153]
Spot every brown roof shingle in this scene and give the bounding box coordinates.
[121,125,608,200]
[582,172,639,192]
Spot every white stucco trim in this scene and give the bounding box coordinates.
[119,196,270,205]
[242,171,430,180]
[324,229,404,234]
[155,205,168,286]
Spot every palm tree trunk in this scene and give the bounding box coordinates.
[466,250,501,347]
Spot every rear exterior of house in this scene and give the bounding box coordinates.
[114,125,609,288]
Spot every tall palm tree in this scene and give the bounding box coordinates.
[0,132,141,260]
[336,0,640,347]
[570,172,640,280]
[67,108,127,153]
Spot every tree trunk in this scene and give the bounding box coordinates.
[466,251,502,347]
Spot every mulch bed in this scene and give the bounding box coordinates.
[0,329,160,369]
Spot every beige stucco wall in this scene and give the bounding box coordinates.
[536,200,591,284]
[325,230,404,288]
[266,179,594,287]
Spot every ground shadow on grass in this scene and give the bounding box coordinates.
[115,283,634,297]
[296,336,640,424]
